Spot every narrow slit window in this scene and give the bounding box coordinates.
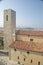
[30,39,33,41]
[27,51,29,54]
[14,48,16,51]
[38,62,40,65]
[18,56,19,59]
[24,58,25,61]
[31,59,32,63]
[18,61,20,64]
[6,15,8,21]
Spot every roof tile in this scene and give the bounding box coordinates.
[10,41,43,53]
[16,30,43,36]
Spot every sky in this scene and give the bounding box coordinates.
[0,0,43,29]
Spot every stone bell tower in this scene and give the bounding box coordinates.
[4,9,16,50]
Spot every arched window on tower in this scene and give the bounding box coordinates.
[6,15,8,21]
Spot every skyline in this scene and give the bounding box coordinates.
[0,0,43,29]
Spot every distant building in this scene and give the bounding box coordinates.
[16,30,43,43]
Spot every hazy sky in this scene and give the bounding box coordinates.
[0,0,43,29]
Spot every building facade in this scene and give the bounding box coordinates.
[9,41,43,65]
[15,30,43,43]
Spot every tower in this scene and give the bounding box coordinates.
[4,9,16,50]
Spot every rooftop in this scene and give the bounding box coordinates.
[16,30,43,36]
[10,41,43,53]
[0,29,43,36]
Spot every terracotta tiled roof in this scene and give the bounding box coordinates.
[10,41,43,53]
[16,30,43,36]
